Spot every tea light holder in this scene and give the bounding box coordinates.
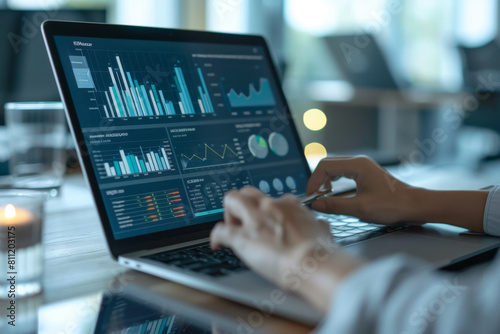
[0,190,47,298]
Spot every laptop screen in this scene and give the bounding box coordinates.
[53,35,309,240]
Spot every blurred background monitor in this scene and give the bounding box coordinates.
[323,34,401,91]
[0,9,106,125]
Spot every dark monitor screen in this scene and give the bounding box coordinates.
[52,34,309,240]
[0,9,106,124]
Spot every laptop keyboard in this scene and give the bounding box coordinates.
[144,244,248,277]
[144,216,408,278]
[318,214,409,245]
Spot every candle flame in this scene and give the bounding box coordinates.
[4,204,16,219]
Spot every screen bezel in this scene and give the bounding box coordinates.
[42,20,311,258]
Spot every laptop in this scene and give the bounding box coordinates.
[42,21,500,325]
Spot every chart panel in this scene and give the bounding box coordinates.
[250,165,308,197]
[184,170,251,218]
[86,128,177,183]
[169,126,244,173]
[235,122,299,166]
[192,52,282,116]
[60,43,226,127]
[102,180,190,239]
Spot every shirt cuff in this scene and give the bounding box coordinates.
[483,185,500,237]
[314,254,426,334]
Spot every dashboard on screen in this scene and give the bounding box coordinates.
[54,35,308,240]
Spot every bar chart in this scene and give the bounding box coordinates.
[101,144,172,177]
[88,128,177,180]
[97,55,215,118]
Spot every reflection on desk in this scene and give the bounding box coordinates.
[37,289,273,334]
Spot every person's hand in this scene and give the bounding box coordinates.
[307,156,416,225]
[210,187,363,313]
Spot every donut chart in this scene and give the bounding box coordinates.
[248,134,269,159]
[259,180,271,193]
[269,132,289,157]
[285,176,297,190]
[272,178,284,192]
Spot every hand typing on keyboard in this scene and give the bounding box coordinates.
[210,156,419,315]
[210,155,490,320]
[210,186,364,314]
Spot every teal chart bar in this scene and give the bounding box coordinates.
[100,56,216,118]
[102,145,172,177]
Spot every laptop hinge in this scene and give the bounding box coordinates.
[122,237,211,258]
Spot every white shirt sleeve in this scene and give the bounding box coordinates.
[484,185,500,237]
[315,186,500,334]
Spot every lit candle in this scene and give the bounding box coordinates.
[0,204,41,250]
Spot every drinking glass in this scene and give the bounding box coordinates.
[5,102,67,197]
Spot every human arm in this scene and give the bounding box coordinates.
[314,252,500,334]
[210,187,364,314]
[210,156,500,333]
[307,156,489,233]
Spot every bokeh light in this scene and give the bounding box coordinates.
[303,108,327,131]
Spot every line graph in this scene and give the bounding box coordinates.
[179,143,242,170]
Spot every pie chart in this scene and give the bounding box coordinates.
[248,134,269,159]
[272,178,284,192]
[286,176,297,190]
[259,180,271,193]
[269,132,289,157]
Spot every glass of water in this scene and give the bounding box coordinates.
[5,102,67,197]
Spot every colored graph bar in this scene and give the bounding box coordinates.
[149,153,159,170]
[104,163,111,176]
[148,90,161,115]
[197,86,209,114]
[139,160,147,173]
[135,80,152,116]
[158,90,169,115]
[126,72,143,116]
[197,99,206,114]
[104,146,171,177]
[160,157,167,170]
[168,101,175,115]
[103,105,110,118]
[177,68,195,114]
[126,155,136,173]
[140,85,155,116]
[100,55,217,118]
[111,87,125,117]
[108,67,127,117]
[119,150,131,174]
[174,67,195,114]
[118,161,126,175]
[161,147,171,169]
[104,91,115,118]
[113,161,122,176]
[116,56,138,116]
[178,102,186,114]
[197,67,215,113]
[109,87,121,117]
[151,85,165,115]
[154,153,163,170]
[124,92,136,117]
